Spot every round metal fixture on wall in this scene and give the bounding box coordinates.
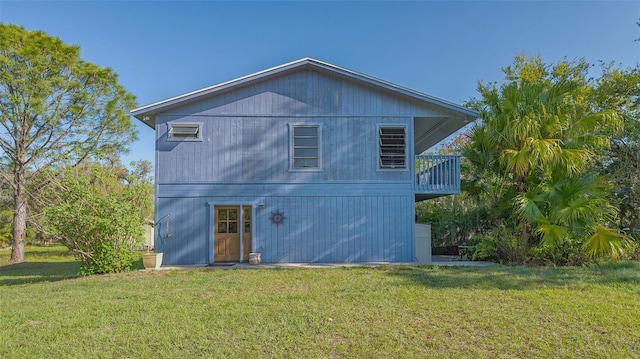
[269,210,286,225]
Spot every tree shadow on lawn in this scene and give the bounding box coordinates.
[0,261,80,286]
[25,248,76,259]
[382,262,640,291]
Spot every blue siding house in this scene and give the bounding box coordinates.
[131,58,477,265]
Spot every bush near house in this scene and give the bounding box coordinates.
[44,165,152,275]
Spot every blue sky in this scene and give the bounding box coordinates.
[1,1,638,166]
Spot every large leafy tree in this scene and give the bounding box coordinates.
[592,64,640,235]
[464,55,630,259]
[0,24,137,263]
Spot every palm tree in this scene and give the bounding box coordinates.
[464,55,629,258]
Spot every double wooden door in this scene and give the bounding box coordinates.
[214,206,252,262]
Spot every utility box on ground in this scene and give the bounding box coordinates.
[415,224,432,264]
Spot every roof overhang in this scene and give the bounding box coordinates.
[413,115,472,153]
[131,58,478,129]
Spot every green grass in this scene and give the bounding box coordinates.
[0,245,80,285]
[1,246,639,358]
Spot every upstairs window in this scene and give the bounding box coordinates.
[379,126,406,169]
[168,123,202,141]
[291,125,320,170]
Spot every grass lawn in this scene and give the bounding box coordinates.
[1,246,639,358]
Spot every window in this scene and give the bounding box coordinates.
[216,207,238,234]
[168,123,202,141]
[291,125,319,169]
[379,126,406,169]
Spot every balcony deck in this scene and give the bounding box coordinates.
[414,155,461,201]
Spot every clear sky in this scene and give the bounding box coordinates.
[1,1,638,166]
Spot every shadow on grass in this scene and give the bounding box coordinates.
[381,261,640,291]
[0,245,146,285]
[26,248,76,259]
[0,261,80,286]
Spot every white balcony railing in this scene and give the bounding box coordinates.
[415,155,460,194]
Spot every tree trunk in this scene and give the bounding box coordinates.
[10,171,27,263]
[515,174,530,248]
[520,221,531,247]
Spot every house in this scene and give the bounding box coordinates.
[131,58,477,265]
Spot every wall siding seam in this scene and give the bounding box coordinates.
[158,114,441,119]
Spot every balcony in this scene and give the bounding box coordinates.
[414,155,461,201]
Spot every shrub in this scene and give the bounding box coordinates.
[416,194,492,247]
[471,228,528,264]
[473,228,597,266]
[528,241,590,266]
[626,240,640,261]
[45,165,152,275]
[0,210,13,248]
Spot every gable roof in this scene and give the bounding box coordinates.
[131,57,478,128]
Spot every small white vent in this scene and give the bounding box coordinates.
[169,123,201,140]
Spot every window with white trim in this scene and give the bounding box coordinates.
[379,126,406,169]
[168,123,202,141]
[291,125,319,169]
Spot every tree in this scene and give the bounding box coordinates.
[592,64,640,236]
[45,163,152,275]
[0,24,137,263]
[463,55,630,261]
[416,133,494,249]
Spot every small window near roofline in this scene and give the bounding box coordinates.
[379,126,406,169]
[168,123,202,141]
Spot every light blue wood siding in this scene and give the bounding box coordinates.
[160,69,449,118]
[153,69,447,264]
[155,192,414,264]
[156,116,411,183]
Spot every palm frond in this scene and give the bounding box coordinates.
[535,222,568,247]
[515,191,545,223]
[557,148,591,177]
[583,226,632,258]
